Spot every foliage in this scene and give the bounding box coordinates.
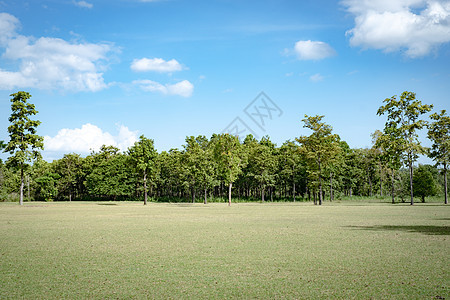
[128,135,158,205]
[86,146,135,200]
[427,109,450,204]
[377,91,433,205]
[296,115,341,205]
[412,165,438,202]
[3,92,44,205]
[211,133,247,205]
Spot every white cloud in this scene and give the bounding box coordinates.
[342,0,450,57]
[0,13,115,92]
[0,12,19,45]
[131,58,184,72]
[74,1,93,9]
[44,123,138,154]
[133,79,194,97]
[294,40,337,60]
[310,73,324,82]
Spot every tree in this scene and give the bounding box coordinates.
[248,136,278,202]
[278,141,305,201]
[54,153,82,201]
[86,146,134,201]
[296,115,340,205]
[372,129,403,204]
[128,136,158,205]
[212,133,247,206]
[413,165,438,202]
[377,91,433,205]
[3,92,44,205]
[427,110,450,204]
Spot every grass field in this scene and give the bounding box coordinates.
[0,202,449,299]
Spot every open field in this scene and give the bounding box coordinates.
[0,202,449,299]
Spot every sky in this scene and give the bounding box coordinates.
[0,0,449,162]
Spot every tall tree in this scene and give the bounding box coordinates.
[54,153,83,201]
[427,110,450,204]
[372,129,403,204]
[86,146,134,201]
[182,135,217,204]
[251,136,278,202]
[377,91,433,205]
[128,135,158,205]
[3,92,44,205]
[278,141,305,201]
[413,165,438,203]
[296,115,340,205]
[212,133,247,206]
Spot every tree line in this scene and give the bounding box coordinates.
[1,91,449,205]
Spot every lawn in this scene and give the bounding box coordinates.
[0,201,448,299]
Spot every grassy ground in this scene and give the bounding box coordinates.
[0,202,448,299]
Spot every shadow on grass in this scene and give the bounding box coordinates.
[97,203,118,206]
[346,225,450,236]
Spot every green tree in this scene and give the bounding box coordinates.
[278,141,305,201]
[253,136,278,202]
[413,165,438,202]
[182,136,218,204]
[86,145,134,201]
[128,136,158,205]
[3,92,44,205]
[35,172,60,201]
[372,128,403,204]
[54,153,83,201]
[377,91,433,205]
[427,110,450,204]
[212,133,247,206]
[296,115,340,205]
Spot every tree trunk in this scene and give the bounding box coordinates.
[391,169,395,204]
[380,175,383,197]
[270,187,273,202]
[444,164,448,205]
[293,182,296,202]
[26,175,30,201]
[204,188,207,205]
[379,163,383,197]
[261,186,265,202]
[192,187,195,203]
[143,171,148,205]
[318,163,323,205]
[369,175,372,197]
[313,191,317,205]
[20,167,24,205]
[409,155,414,205]
[330,173,333,201]
[228,182,232,206]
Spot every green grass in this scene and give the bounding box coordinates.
[0,202,448,299]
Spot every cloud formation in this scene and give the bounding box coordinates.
[343,0,450,57]
[44,123,138,153]
[74,1,93,9]
[294,40,336,60]
[310,73,324,82]
[131,57,184,72]
[0,13,114,92]
[133,79,194,97]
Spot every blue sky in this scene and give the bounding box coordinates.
[1,0,449,162]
